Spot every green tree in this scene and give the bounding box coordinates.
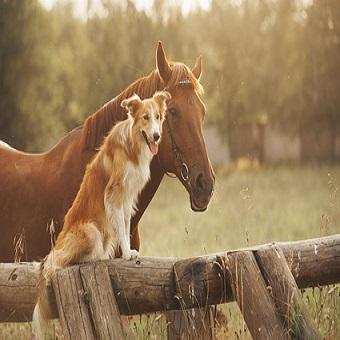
[298,0,340,162]
[0,0,65,150]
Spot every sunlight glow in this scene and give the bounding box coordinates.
[39,0,212,18]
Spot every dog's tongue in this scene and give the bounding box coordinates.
[150,142,158,155]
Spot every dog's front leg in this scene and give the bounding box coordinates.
[107,204,132,260]
[112,207,132,260]
[124,204,138,259]
[105,189,132,260]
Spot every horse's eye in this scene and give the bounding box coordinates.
[156,114,160,119]
[143,114,149,121]
[169,108,177,115]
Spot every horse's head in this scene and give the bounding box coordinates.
[156,42,215,212]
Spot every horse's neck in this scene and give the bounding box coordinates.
[82,71,162,150]
[42,71,164,227]
[45,70,162,179]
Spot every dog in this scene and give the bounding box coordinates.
[32,90,170,339]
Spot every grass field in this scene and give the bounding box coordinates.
[1,165,339,339]
[140,165,339,257]
[137,165,340,339]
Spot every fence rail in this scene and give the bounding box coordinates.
[0,234,339,322]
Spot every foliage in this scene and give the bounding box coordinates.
[0,0,339,158]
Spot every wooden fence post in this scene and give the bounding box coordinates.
[256,245,322,340]
[166,256,215,340]
[166,307,214,340]
[223,251,287,339]
[51,261,124,340]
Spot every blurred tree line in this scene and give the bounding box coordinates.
[0,0,339,162]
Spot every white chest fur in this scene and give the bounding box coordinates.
[103,145,152,259]
[123,147,152,211]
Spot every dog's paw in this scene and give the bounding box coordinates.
[130,249,139,259]
[122,249,139,260]
[122,252,132,261]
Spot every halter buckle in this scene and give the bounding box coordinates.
[180,162,189,182]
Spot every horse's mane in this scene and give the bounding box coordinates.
[82,62,203,150]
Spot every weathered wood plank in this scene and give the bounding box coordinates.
[0,234,339,322]
[166,257,214,339]
[223,251,286,339]
[166,307,214,340]
[256,245,322,340]
[108,256,176,315]
[0,262,38,322]
[265,235,340,289]
[52,266,95,340]
[79,262,124,340]
[52,262,124,340]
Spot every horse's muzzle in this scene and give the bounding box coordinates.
[190,171,215,212]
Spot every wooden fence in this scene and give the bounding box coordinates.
[0,234,339,339]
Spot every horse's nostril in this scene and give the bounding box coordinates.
[153,132,160,142]
[196,173,206,192]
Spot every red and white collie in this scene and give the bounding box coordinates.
[32,91,170,339]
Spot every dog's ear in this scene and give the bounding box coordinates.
[153,91,171,115]
[121,94,142,117]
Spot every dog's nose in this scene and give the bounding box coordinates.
[153,132,160,142]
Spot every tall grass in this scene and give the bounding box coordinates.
[136,165,340,339]
[140,165,339,257]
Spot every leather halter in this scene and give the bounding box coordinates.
[159,79,193,187]
[164,114,190,184]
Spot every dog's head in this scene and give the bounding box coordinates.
[121,91,171,155]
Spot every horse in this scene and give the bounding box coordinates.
[0,42,215,262]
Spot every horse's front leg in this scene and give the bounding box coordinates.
[130,223,140,251]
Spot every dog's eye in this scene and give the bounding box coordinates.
[143,114,149,121]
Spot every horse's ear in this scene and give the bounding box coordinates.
[121,94,142,117]
[192,55,203,81]
[156,41,172,83]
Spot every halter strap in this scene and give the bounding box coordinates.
[164,117,189,182]
[159,80,194,187]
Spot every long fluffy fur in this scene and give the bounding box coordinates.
[32,91,170,339]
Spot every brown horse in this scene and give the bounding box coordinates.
[0,42,215,262]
